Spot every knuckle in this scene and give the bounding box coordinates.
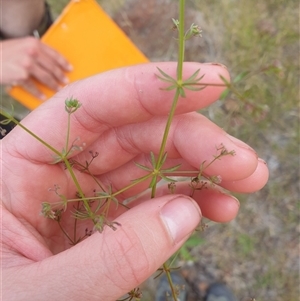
[23,37,40,56]
[21,57,34,71]
[17,69,30,81]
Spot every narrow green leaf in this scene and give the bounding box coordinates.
[150,151,156,167]
[156,75,176,84]
[178,244,194,261]
[233,71,250,83]
[160,175,176,183]
[183,85,206,92]
[196,73,205,82]
[94,199,104,213]
[185,235,204,247]
[172,18,179,29]
[134,161,152,172]
[197,161,206,177]
[156,67,177,83]
[219,75,230,86]
[153,270,164,279]
[219,88,230,100]
[184,69,201,83]
[184,73,205,85]
[179,87,186,98]
[160,152,168,166]
[111,196,119,209]
[162,163,181,173]
[164,84,178,91]
[0,118,12,125]
[186,69,200,82]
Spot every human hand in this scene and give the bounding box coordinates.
[1,62,268,300]
[0,37,72,100]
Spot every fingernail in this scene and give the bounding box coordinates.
[258,157,267,165]
[160,196,201,244]
[62,77,69,84]
[203,62,228,69]
[226,134,256,153]
[39,94,47,101]
[67,64,73,72]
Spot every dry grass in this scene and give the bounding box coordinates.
[3,0,299,300]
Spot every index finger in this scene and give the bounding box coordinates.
[7,62,229,160]
[41,42,73,72]
[63,61,229,125]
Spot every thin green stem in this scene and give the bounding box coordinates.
[58,172,153,205]
[73,201,81,243]
[58,220,75,245]
[168,249,181,268]
[0,112,61,157]
[154,88,181,170]
[65,112,71,156]
[163,263,178,300]
[71,161,106,192]
[151,0,186,197]
[112,173,153,197]
[63,158,92,215]
[150,0,187,298]
[177,0,185,81]
[194,82,226,87]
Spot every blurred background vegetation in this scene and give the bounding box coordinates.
[2,0,299,300]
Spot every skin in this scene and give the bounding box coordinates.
[0,38,72,99]
[1,62,269,300]
[0,0,72,99]
[1,0,45,37]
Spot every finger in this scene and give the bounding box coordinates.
[9,195,201,300]
[73,113,258,182]
[108,181,240,223]
[19,78,46,100]
[147,182,240,223]
[35,52,70,87]
[220,158,269,193]
[62,62,228,128]
[29,43,71,90]
[95,150,266,204]
[40,42,73,72]
[29,62,62,91]
[14,62,229,159]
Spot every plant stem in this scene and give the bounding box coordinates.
[152,0,186,199]
[73,201,81,243]
[151,0,187,299]
[0,112,61,157]
[151,88,181,197]
[63,158,92,215]
[177,0,185,81]
[65,112,71,156]
[164,263,178,300]
[58,220,75,245]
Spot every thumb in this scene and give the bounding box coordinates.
[24,195,201,300]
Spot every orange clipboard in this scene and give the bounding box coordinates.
[8,0,148,110]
